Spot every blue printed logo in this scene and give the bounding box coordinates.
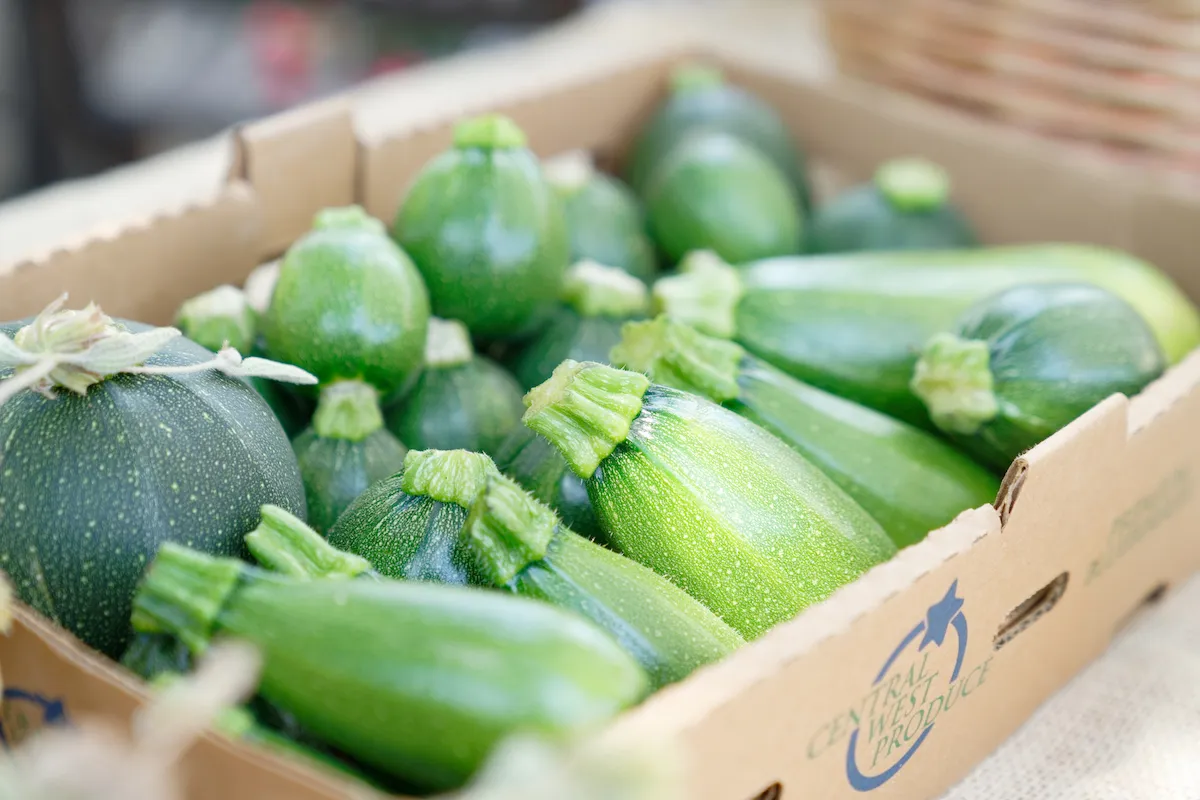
[0,688,70,748]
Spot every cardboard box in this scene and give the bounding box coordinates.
[3,6,1200,799]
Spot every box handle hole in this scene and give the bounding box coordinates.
[994,572,1069,650]
[1114,582,1169,635]
[749,783,782,800]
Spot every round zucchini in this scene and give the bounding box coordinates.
[510,260,649,390]
[325,449,501,584]
[644,129,803,265]
[523,361,896,639]
[263,205,430,397]
[912,283,1166,471]
[386,318,525,458]
[544,150,658,283]
[627,63,812,214]
[292,380,408,534]
[0,313,306,657]
[808,158,977,254]
[131,543,649,793]
[494,425,602,543]
[392,115,569,339]
[613,317,1000,548]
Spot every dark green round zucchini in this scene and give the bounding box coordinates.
[612,317,1000,548]
[464,473,743,688]
[325,449,501,584]
[263,205,430,397]
[392,115,569,339]
[510,260,649,390]
[0,320,305,658]
[912,283,1166,471]
[644,130,803,265]
[523,361,896,639]
[131,543,649,793]
[544,150,658,283]
[385,318,525,458]
[627,63,812,214]
[653,248,1200,426]
[808,158,977,254]
[292,380,408,534]
[493,425,602,543]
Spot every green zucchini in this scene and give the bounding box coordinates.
[612,317,1000,548]
[325,449,500,584]
[463,473,743,688]
[131,543,649,792]
[119,632,192,681]
[385,318,525,458]
[523,361,896,639]
[543,151,658,283]
[510,260,650,390]
[263,205,430,397]
[808,158,977,254]
[627,63,812,214]
[912,283,1166,471]
[644,130,803,265]
[494,425,603,543]
[392,115,569,339]
[292,380,408,533]
[654,248,1200,426]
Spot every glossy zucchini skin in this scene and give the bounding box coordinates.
[645,131,803,265]
[292,429,408,534]
[914,284,1166,471]
[552,166,657,283]
[494,425,603,542]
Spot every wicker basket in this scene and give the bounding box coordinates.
[820,0,1200,177]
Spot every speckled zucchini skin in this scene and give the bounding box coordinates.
[0,323,305,657]
[292,429,407,534]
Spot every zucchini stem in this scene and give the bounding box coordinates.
[246,504,372,581]
[400,449,501,509]
[611,316,744,403]
[543,149,596,194]
[423,317,474,368]
[651,251,743,339]
[911,333,999,435]
[562,260,649,319]
[464,475,559,586]
[312,379,384,442]
[130,543,245,654]
[875,158,950,212]
[671,63,726,93]
[522,360,650,479]
[454,114,528,151]
[312,205,386,236]
[175,285,256,354]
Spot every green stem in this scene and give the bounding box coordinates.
[651,251,743,339]
[464,474,559,586]
[454,114,527,150]
[522,360,650,479]
[175,285,256,354]
[911,333,999,435]
[246,504,371,581]
[312,379,384,441]
[312,205,386,236]
[424,317,474,368]
[610,316,744,403]
[130,544,245,655]
[562,261,649,319]
[400,449,501,509]
[874,158,950,212]
[671,63,725,93]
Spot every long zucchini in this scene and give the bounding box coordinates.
[523,361,896,639]
[612,317,1000,548]
[654,248,1200,425]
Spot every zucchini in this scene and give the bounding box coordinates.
[119,632,191,681]
[0,305,308,658]
[627,63,812,214]
[263,205,430,397]
[494,425,603,543]
[392,115,569,339]
[544,150,658,283]
[131,543,649,792]
[325,449,501,584]
[644,129,803,265]
[912,283,1166,471]
[523,361,896,638]
[510,260,650,390]
[654,248,1200,425]
[612,317,1000,548]
[292,380,408,534]
[464,473,743,688]
[385,318,525,458]
[808,158,977,254]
